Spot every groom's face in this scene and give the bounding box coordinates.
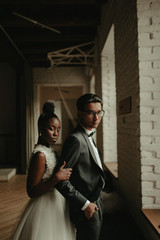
[78,102,102,130]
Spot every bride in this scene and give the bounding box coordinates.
[12,102,75,240]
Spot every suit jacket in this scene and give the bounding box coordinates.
[56,124,105,223]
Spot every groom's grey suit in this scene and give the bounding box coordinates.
[56,124,105,240]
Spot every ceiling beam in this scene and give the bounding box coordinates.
[0,0,101,5]
[11,34,94,43]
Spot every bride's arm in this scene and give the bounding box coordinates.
[27,152,72,198]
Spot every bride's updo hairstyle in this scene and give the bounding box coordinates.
[38,102,59,134]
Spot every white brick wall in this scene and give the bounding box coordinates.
[137,0,160,209]
[101,25,117,163]
[157,181,160,188]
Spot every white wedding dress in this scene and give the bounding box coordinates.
[12,144,76,240]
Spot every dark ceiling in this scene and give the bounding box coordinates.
[0,0,107,68]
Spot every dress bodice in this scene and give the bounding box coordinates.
[32,144,57,182]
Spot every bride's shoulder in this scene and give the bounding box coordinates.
[32,144,56,161]
[33,144,48,154]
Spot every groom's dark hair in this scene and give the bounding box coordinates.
[76,93,103,111]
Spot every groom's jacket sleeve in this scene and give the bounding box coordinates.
[56,134,88,208]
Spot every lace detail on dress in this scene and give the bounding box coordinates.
[32,144,57,182]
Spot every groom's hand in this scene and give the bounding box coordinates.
[84,202,99,219]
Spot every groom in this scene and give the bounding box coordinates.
[56,93,105,240]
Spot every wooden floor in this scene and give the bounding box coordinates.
[0,175,29,240]
[0,175,146,240]
[142,209,160,235]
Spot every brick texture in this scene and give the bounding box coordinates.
[101,26,117,163]
[97,1,160,239]
[137,0,160,210]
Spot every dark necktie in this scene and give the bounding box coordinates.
[88,131,95,137]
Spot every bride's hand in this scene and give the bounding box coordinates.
[55,161,72,182]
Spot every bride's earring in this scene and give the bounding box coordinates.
[39,132,42,136]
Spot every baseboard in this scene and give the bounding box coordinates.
[0,168,16,181]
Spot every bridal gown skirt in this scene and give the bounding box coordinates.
[12,189,75,240]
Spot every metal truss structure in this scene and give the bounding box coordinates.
[47,41,95,67]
